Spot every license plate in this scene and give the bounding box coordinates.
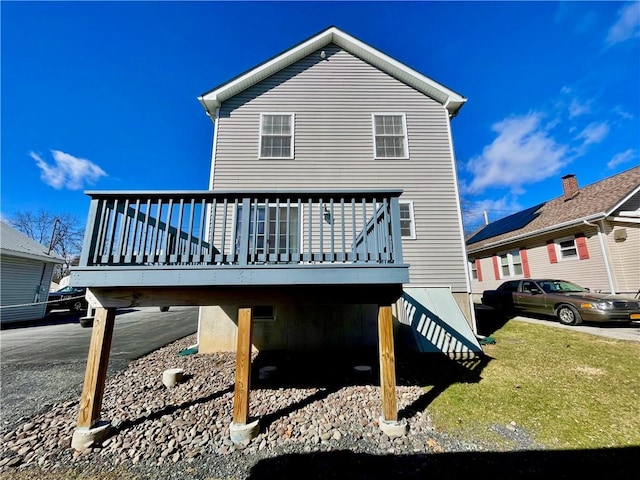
[631,314,640,320]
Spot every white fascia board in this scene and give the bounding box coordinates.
[198,27,466,117]
[604,185,640,217]
[466,213,607,255]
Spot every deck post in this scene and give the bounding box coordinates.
[230,306,259,443]
[71,307,116,450]
[377,304,407,437]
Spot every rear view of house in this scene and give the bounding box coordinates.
[197,26,479,358]
[467,166,640,299]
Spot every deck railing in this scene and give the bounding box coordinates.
[79,190,405,269]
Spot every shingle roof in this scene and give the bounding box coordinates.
[0,221,65,263]
[467,165,640,251]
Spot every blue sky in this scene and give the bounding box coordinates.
[2,1,639,233]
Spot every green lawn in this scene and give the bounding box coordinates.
[425,320,640,450]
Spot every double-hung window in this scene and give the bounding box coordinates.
[399,201,416,239]
[372,114,408,159]
[556,236,578,260]
[259,113,294,159]
[498,250,523,278]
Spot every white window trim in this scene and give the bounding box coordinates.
[399,200,416,240]
[372,113,409,160]
[469,260,478,280]
[555,236,579,261]
[497,249,523,279]
[258,113,295,160]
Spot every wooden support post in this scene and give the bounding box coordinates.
[77,307,116,428]
[233,307,253,425]
[378,304,398,422]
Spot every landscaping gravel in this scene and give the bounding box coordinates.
[0,334,534,479]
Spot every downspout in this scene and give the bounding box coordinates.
[443,103,477,333]
[583,219,616,294]
[189,105,219,352]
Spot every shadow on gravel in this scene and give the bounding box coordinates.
[246,446,639,479]
[251,349,491,428]
[115,384,234,433]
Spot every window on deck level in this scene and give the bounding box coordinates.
[259,114,294,159]
[399,201,416,239]
[373,114,408,158]
[236,204,300,256]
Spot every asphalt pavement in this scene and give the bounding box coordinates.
[0,306,199,433]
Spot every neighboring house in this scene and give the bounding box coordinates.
[195,26,479,357]
[466,166,640,300]
[0,221,65,324]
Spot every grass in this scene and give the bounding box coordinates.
[425,319,640,450]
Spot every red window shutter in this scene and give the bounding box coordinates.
[520,248,531,278]
[546,241,558,264]
[576,234,590,260]
[476,259,483,282]
[492,256,500,280]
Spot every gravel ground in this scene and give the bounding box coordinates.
[0,333,546,479]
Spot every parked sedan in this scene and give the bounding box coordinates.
[46,286,88,313]
[482,279,640,325]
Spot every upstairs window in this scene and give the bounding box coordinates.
[399,201,416,239]
[373,114,408,159]
[260,114,294,159]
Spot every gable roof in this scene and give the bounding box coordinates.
[466,165,640,252]
[198,26,466,118]
[0,221,65,263]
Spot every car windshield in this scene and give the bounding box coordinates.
[54,286,78,294]
[538,280,587,293]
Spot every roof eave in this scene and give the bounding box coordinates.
[198,26,466,117]
[0,248,66,264]
[466,212,607,254]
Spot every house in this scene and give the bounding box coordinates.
[466,166,640,300]
[196,26,480,358]
[69,26,478,449]
[0,221,65,324]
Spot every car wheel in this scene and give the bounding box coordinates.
[159,306,170,312]
[557,304,582,326]
[71,300,85,313]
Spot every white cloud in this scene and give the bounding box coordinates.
[606,2,640,46]
[465,113,568,194]
[576,122,609,146]
[607,149,638,169]
[568,98,592,118]
[31,150,107,190]
[613,105,633,120]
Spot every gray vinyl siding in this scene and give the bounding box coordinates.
[213,44,468,291]
[0,255,52,323]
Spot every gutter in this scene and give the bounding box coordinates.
[466,212,606,254]
[584,219,616,294]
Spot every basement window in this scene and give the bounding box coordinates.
[253,305,276,322]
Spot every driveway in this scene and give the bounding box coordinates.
[475,304,640,342]
[0,306,198,433]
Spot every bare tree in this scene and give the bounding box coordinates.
[9,210,84,282]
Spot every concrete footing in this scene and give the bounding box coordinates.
[162,368,184,388]
[378,416,407,438]
[229,419,260,444]
[71,421,111,450]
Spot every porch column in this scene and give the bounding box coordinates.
[229,306,259,443]
[377,304,407,437]
[71,307,116,450]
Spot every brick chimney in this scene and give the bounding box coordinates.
[562,174,579,199]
